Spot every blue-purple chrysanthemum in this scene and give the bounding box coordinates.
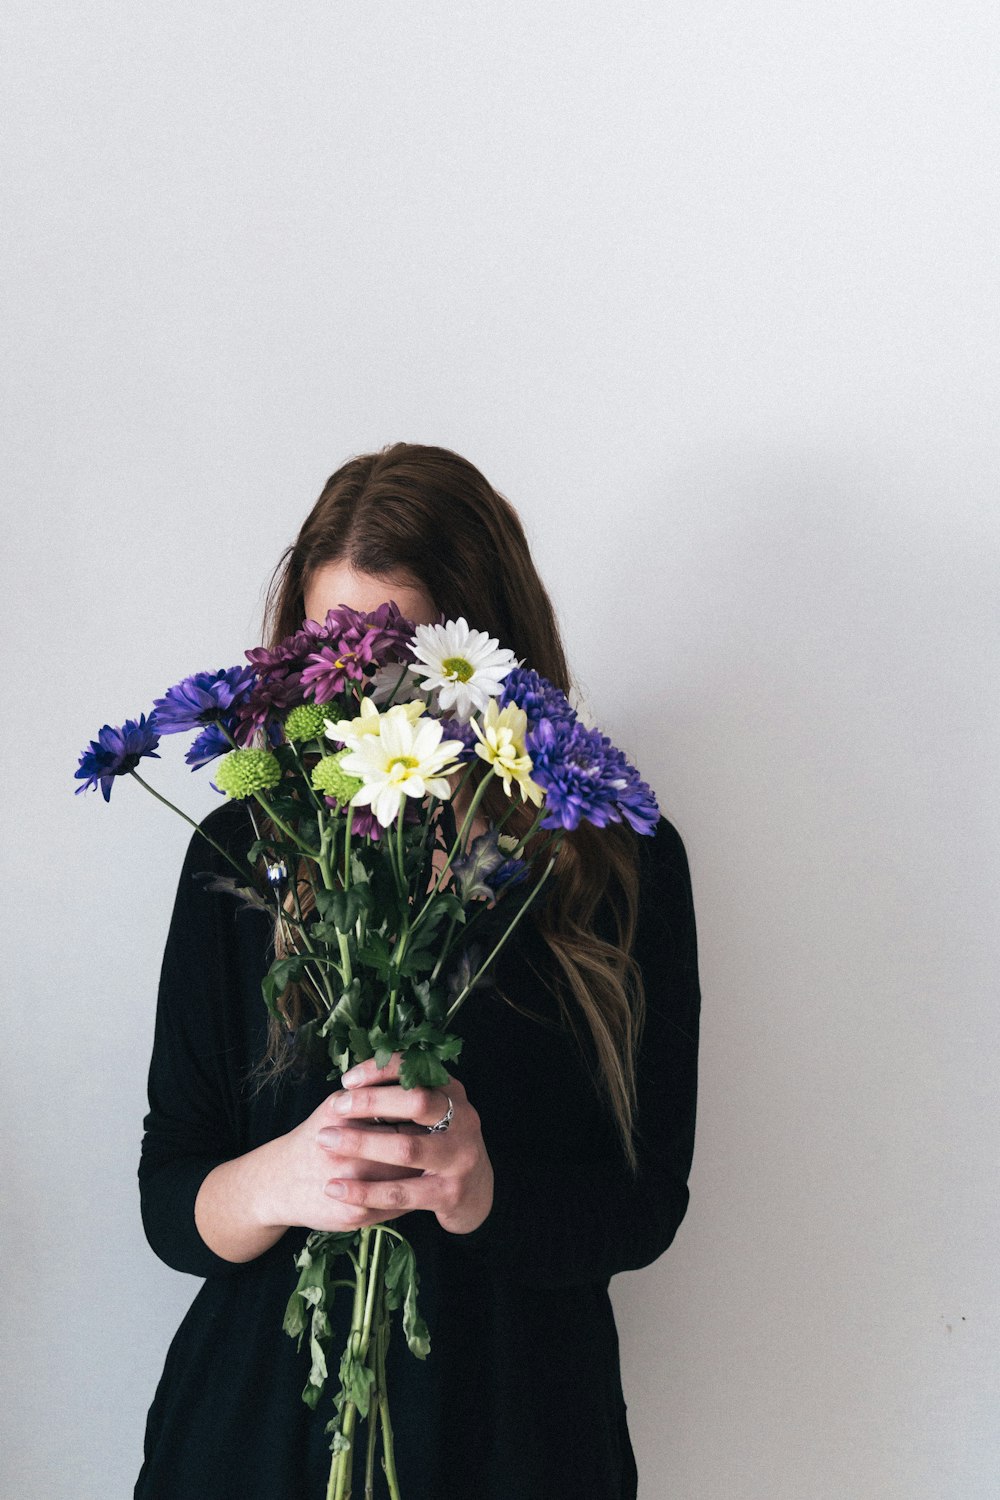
[527,718,659,834]
[153,666,256,732]
[153,666,256,768]
[74,714,161,802]
[498,667,577,728]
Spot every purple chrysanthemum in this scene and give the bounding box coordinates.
[527,718,659,833]
[299,603,417,704]
[499,667,577,729]
[238,603,416,736]
[348,805,384,842]
[74,714,161,802]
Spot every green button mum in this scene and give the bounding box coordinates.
[214,748,282,799]
[284,703,335,742]
[311,751,362,806]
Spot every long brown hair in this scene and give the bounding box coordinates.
[261,442,646,1169]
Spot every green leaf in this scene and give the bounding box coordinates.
[357,932,393,976]
[338,1350,375,1417]
[411,981,445,1023]
[367,1022,399,1071]
[331,978,363,1027]
[348,1026,374,1062]
[315,884,374,935]
[306,1305,330,1397]
[283,1288,307,1343]
[383,1242,409,1310]
[383,1239,430,1355]
[400,1248,431,1360]
[262,954,311,1016]
[399,1050,452,1090]
[397,947,438,976]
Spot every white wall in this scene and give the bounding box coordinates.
[3,4,997,1496]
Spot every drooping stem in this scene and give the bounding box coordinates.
[128,772,252,880]
[446,850,559,1021]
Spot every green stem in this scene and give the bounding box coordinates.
[287,737,329,815]
[429,910,461,982]
[285,872,338,1011]
[359,1228,385,1360]
[413,793,438,890]
[251,790,321,857]
[343,809,353,889]
[364,1398,378,1500]
[377,1280,402,1500]
[388,925,409,1031]
[393,801,407,896]
[412,772,493,931]
[332,1227,373,1500]
[361,1232,388,1500]
[128,772,253,881]
[510,805,549,857]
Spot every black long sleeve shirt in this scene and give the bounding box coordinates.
[135,798,700,1500]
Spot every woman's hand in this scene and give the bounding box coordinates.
[195,1090,423,1261]
[194,1054,493,1262]
[315,1052,495,1236]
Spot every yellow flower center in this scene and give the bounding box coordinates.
[441,656,475,683]
[386,755,419,773]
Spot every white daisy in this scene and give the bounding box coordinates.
[338,706,465,827]
[408,617,518,722]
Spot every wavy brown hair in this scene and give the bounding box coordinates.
[260,442,646,1169]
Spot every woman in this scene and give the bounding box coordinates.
[135,442,701,1500]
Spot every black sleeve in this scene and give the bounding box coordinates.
[138,804,259,1278]
[448,817,701,1290]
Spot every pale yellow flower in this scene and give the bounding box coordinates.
[325,695,423,748]
[471,701,543,805]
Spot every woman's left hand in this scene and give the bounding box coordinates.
[315,1052,495,1236]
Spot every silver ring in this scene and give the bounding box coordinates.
[424,1094,454,1133]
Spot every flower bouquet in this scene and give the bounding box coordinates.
[76,604,659,1500]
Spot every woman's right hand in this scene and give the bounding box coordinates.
[194,1090,421,1263]
[266,1091,423,1234]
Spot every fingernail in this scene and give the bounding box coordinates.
[330,1093,352,1112]
[325,1181,347,1199]
[341,1066,360,1086]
